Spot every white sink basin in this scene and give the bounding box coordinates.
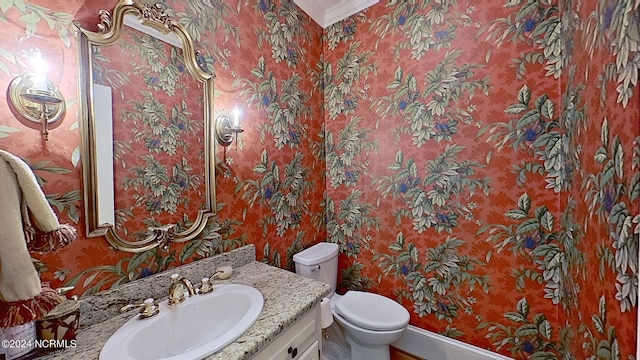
[100,284,264,360]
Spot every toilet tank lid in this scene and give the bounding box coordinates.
[293,243,339,265]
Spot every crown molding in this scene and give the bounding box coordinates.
[294,0,379,28]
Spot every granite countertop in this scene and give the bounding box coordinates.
[40,246,330,360]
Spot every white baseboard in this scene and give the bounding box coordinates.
[392,325,515,360]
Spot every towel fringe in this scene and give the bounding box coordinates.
[0,287,64,328]
[24,224,77,253]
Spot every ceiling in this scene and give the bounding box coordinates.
[294,0,379,28]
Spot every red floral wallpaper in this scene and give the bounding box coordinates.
[0,0,637,359]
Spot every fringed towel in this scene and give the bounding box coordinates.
[0,150,77,328]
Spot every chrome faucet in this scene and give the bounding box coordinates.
[168,273,195,305]
[120,298,160,319]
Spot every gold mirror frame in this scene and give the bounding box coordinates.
[74,0,216,252]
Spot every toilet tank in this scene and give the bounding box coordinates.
[293,242,339,295]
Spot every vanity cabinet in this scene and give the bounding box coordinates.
[252,305,320,360]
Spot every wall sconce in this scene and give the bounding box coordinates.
[7,50,65,141]
[215,97,245,148]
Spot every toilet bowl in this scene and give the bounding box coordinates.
[332,290,409,360]
[293,243,410,360]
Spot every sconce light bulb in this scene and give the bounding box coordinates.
[232,107,241,128]
[229,96,245,131]
[27,50,51,93]
[29,50,49,76]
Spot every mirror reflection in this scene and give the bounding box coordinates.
[76,0,216,252]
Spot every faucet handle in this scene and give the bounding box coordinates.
[120,298,160,319]
[211,265,233,280]
[197,277,214,295]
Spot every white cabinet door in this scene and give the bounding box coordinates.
[297,340,319,360]
[252,306,320,360]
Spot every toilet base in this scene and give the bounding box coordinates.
[322,339,349,360]
[322,324,350,360]
[344,334,390,360]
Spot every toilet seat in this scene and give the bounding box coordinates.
[334,291,410,331]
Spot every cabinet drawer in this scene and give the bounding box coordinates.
[252,306,319,360]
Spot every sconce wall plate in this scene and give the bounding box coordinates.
[7,74,66,132]
[215,114,234,147]
[215,98,245,148]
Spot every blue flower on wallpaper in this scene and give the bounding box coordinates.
[343,98,355,110]
[525,127,538,142]
[435,121,456,136]
[286,47,298,64]
[343,23,356,35]
[288,127,300,144]
[435,212,448,222]
[400,264,409,275]
[196,53,206,69]
[524,18,536,32]
[147,138,161,149]
[259,0,270,13]
[603,189,614,213]
[262,94,272,106]
[522,340,535,354]
[291,212,301,223]
[434,30,449,41]
[345,167,358,182]
[603,4,615,30]
[524,235,537,250]
[140,268,154,278]
[148,199,162,212]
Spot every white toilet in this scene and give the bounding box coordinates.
[294,242,410,360]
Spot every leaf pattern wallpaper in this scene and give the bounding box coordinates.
[0,0,637,359]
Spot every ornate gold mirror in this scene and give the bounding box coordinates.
[75,0,216,252]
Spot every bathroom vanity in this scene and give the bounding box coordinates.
[38,245,330,360]
[253,306,320,359]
